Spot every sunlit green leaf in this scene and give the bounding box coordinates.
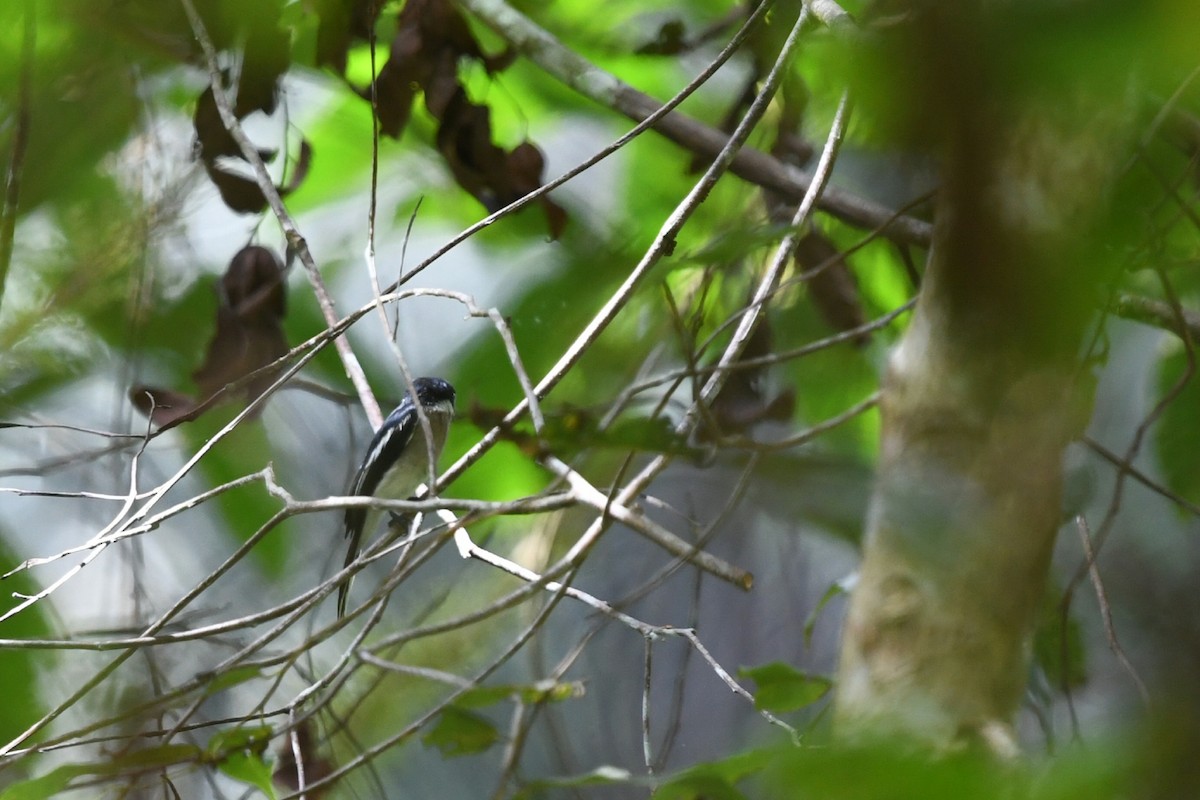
[217,749,278,799]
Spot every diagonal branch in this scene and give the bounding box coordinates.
[458,0,932,247]
[1114,292,1200,342]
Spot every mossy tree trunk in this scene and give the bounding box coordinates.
[833,6,1128,751]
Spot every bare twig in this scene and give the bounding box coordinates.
[675,628,799,741]
[577,74,853,574]
[1114,292,1200,342]
[721,390,879,451]
[450,522,798,739]
[459,0,930,247]
[452,525,653,633]
[540,455,752,589]
[1082,435,1200,517]
[642,638,656,781]
[275,557,579,798]
[439,0,815,534]
[3,470,270,577]
[1074,516,1150,705]
[1060,269,1195,729]
[394,0,774,289]
[694,90,851,418]
[809,0,856,31]
[0,338,322,753]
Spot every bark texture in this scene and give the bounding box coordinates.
[833,7,1126,750]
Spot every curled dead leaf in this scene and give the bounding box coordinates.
[130,246,290,429]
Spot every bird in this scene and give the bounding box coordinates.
[337,376,456,618]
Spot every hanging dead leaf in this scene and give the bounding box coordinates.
[273,720,334,799]
[436,91,509,209]
[371,21,427,136]
[193,82,312,214]
[352,0,563,236]
[636,19,688,56]
[507,142,567,238]
[423,47,463,120]
[435,92,566,237]
[192,245,289,400]
[372,0,482,135]
[130,246,290,429]
[128,386,200,429]
[236,21,290,117]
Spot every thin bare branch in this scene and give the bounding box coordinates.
[1074,516,1150,705]
[1114,292,1200,342]
[459,0,931,247]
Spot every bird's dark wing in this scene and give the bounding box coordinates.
[338,396,417,617]
[344,398,418,535]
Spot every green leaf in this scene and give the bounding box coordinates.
[653,748,776,800]
[205,724,274,758]
[455,680,585,708]
[422,706,501,757]
[739,662,831,713]
[803,579,849,649]
[1154,347,1200,506]
[115,743,202,770]
[0,745,200,799]
[1033,581,1088,690]
[217,749,278,799]
[763,744,1010,800]
[653,774,747,800]
[203,666,267,698]
[207,725,275,798]
[0,765,89,800]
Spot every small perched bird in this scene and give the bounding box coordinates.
[338,376,456,618]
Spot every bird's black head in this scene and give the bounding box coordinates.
[411,377,456,410]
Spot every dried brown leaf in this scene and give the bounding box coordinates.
[793,232,869,346]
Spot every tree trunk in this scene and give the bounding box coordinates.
[833,8,1126,751]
